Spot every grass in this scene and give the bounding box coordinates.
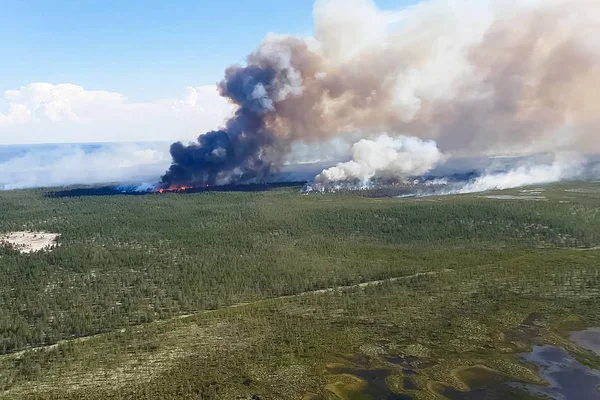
[0,181,599,399]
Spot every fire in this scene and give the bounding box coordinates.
[155,185,193,194]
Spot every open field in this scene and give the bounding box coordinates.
[0,232,59,254]
[1,181,600,399]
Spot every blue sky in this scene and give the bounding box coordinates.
[0,0,423,145]
[0,0,416,101]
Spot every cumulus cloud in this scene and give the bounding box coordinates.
[0,83,235,144]
[3,83,124,123]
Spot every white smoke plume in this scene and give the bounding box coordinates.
[0,143,170,190]
[316,134,443,186]
[456,153,586,194]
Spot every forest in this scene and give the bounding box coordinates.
[0,182,599,399]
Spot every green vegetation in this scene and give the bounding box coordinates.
[1,181,599,399]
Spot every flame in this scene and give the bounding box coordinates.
[156,185,193,194]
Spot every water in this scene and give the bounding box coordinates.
[570,328,600,356]
[328,366,412,400]
[515,345,600,399]
[430,325,600,400]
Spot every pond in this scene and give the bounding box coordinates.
[513,345,600,399]
[570,327,600,356]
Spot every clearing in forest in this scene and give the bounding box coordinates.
[0,231,60,254]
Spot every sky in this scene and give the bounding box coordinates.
[0,0,417,145]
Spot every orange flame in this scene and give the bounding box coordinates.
[155,185,197,194]
[156,185,193,193]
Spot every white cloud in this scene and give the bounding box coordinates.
[0,83,235,145]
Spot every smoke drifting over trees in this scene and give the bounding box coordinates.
[315,135,444,186]
[162,0,600,188]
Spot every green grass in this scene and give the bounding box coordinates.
[0,181,599,399]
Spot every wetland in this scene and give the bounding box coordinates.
[0,181,600,399]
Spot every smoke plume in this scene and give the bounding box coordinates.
[0,143,169,190]
[456,153,585,194]
[162,0,600,188]
[315,134,443,186]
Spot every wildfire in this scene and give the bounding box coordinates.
[155,185,193,194]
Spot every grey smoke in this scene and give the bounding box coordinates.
[161,0,599,189]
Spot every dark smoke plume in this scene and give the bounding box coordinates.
[161,0,600,188]
[161,66,280,187]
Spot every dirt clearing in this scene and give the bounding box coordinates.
[0,231,60,253]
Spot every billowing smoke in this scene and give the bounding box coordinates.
[162,0,600,189]
[315,134,443,187]
[456,153,585,194]
[160,65,288,187]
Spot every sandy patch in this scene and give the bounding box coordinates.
[0,231,60,253]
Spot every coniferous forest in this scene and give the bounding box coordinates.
[1,182,599,399]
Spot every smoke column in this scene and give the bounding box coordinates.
[162,0,600,189]
[315,135,443,187]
